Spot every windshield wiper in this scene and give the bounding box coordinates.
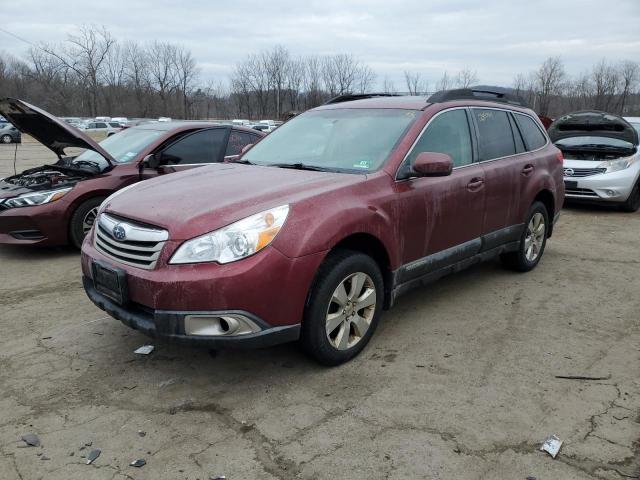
[267,162,328,172]
[230,158,255,165]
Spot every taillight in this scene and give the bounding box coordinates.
[556,150,564,164]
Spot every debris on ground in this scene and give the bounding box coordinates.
[134,345,155,355]
[540,435,563,458]
[86,449,101,465]
[138,430,146,437]
[21,433,41,447]
[40,455,50,461]
[130,458,146,467]
[554,374,611,381]
[158,378,177,388]
[210,476,226,480]
[526,476,537,480]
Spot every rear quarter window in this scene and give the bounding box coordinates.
[514,114,547,151]
[472,109,516,161]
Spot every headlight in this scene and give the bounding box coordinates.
[3,187,72,208]
[599,156,636,173]
[170,205,290,264]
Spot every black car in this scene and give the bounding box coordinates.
[0,122,21,144]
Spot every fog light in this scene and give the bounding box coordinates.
[184,314,261,336]
[606,189,616,197]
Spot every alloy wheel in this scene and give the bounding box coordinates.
[524,212,545,262]
[82,207,99,235]
[325,272,377,350]
[1,135,11,144]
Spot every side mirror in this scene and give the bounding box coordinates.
[142,153,161,169]
[240,144,254,155]
[412,152,453,177]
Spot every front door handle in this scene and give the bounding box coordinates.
[466,177,484,191]
[521,164,535,176]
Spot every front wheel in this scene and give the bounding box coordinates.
[69,197,106,248]
[620,181,640,212]
[1,134,12,144]
[500,201,549,272]
[300,250,383,366]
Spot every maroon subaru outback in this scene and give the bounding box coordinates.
[81,88,564,365]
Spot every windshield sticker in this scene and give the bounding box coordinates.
[353,159,372,169]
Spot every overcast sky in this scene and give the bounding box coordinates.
[1,0,639,90]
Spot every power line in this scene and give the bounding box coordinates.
[0,27,36,47]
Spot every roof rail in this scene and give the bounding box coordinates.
[323,93,403,105]
[428,86,529,108]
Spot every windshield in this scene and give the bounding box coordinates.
[73,127,164,168]
[555,135,634,150]
[243,108,418,172]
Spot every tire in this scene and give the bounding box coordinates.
[620,181,640,213]
[69,197,105,249]
[300,249,384,366]
[500,201,549,272]
[1,134,12,144]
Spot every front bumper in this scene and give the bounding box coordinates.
[563,169,638,203]
[83,276,301,348]
[0,201,69,245]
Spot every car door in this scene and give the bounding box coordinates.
[156,127,229,174]
[469,107,521,241]
[394,108,486,276]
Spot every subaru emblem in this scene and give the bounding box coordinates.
[112,224,126,241]
[564,168,574,177]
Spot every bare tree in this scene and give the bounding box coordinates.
[174,46,199,118]
[455,68,478,88]
[591,59,620,111]
[616,60,639,114]
[404,71,426,95]
[534,56,565,116]
[382,76,397,94]
[436,71,452,91]
[303,56,323,108]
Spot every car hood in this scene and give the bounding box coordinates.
[103,163,366,240]
[549,110,639,145]
[0,98,116,165]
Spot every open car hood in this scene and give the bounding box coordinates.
[0,98,116,165]
[549,110,639,146]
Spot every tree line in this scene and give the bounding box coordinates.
[0,25,639,120]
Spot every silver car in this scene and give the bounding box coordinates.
[550,111,640,212]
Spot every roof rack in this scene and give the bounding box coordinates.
[323,93,403,105]
[428,86,529,108]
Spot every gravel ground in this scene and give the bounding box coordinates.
[0,141,638,480]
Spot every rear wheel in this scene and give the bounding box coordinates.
[300,250,383,366]
[69,197,105,249]
[620,181,640,212]
[500,201,549,272]
[1,134,12,144]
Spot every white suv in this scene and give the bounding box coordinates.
[550,111,640,212]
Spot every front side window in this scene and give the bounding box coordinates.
[95,122,107,129]
[473,109,516,161]
[242,108,418,172]
[514,114,547,151]
[161,128,226,165]
[405,109,473,168]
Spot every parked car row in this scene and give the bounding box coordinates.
[0,88,637,365]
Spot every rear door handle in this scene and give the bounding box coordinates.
[466,177,484,191]
[521,164,535,176]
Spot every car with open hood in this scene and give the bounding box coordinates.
[0,98,264,247]
[80,88,564,365]
[549,111,640,212]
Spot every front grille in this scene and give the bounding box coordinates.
[94,213,168,269]
[564,167,606,177]
[565,187,599,197]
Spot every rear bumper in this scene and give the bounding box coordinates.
[83,276,301,348]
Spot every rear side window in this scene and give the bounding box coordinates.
[162,128,226,165]
[514,114,547,151]
[406,109,473,168]
[226,130,261,156]
[473,109,516,161]
[95,122,107,128]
